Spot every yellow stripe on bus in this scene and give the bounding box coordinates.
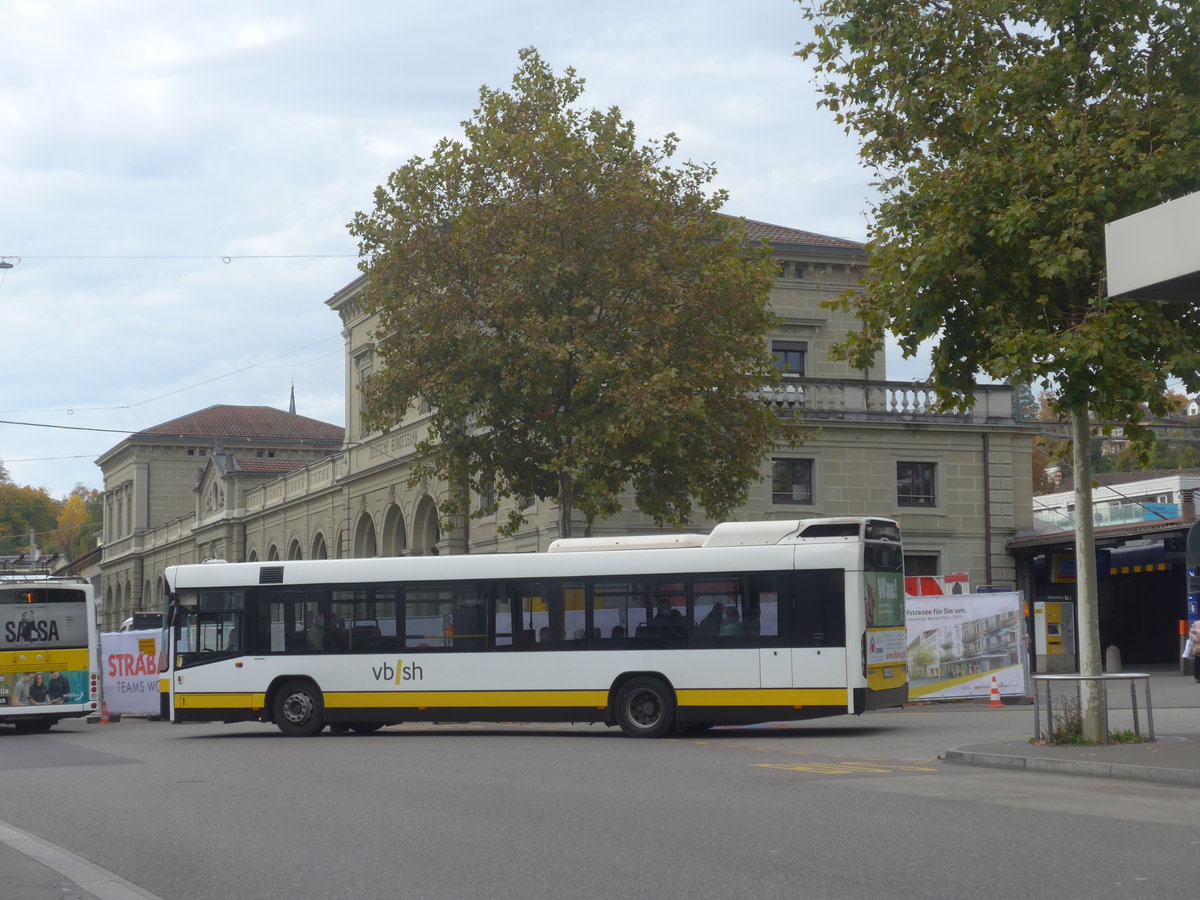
[176,693,266,710]
[0,647,92,671]
[325,690,610,710]
[175,687,850,712]
[676,688,847,708]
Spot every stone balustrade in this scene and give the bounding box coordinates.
[758,378,1015,424]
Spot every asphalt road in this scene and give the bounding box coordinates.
[1,704,1196,899]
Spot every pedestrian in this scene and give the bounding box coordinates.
[1189,620,1200,683]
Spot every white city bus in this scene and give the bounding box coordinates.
[0,576,101,731]
[162,517,906,737]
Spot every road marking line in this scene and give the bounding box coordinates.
[753,760,939,775]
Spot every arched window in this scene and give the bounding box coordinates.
[311,533,328,559]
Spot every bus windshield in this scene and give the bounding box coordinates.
[173,590,245,664]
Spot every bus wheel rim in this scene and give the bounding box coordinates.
[628,689,661,728]
[284,692,314,725]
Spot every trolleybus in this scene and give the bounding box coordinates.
[162,516,906,737]
[0,576,100,731]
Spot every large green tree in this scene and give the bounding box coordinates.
[0,484,59,557]
[798,0,1200,740]
[349,48,782,538]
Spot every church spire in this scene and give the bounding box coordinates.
[288,382,296,415]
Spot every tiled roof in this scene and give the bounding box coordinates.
[137,405,344,442]
[229,458,311,476]
[740,218,864,250]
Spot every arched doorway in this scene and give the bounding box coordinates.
[412,496,440,556]
[287,539,303,560]
[354,512,378,558]
[311,533,328,560]
[381,504,407,556]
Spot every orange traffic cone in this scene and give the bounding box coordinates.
[987,676,1003,709]
[99,701,112,724]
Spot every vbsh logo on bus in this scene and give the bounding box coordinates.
[371,659,425,684]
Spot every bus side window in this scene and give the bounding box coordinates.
[695,580,739,640]
[509,580,567,648]
[261,594,322,652]
[493,592,516,648]
[786,571,845,647]
[746,576,780,639]
[223,615,241,652]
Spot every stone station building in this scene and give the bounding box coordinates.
[96,219,1032,629]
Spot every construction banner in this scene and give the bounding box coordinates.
[905,592,1028,701]
[100,630,161,716]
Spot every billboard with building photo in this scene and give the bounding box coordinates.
[905,591,1027,701]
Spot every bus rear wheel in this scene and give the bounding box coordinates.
[14,719,54,733]
[274,681,324,737]
[615,677,676,738]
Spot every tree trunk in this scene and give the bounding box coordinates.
[557,471,574,539]
[1071,410,1104,743]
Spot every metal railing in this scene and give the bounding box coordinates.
[1032,673,1155,744]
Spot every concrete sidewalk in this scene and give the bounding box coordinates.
[0,819,160,900]
[945,733,1200,786]
[945,666,1200,786]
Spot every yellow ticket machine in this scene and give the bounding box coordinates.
[1034,599,1076,673]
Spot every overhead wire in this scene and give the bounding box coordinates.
[0,336,341,416]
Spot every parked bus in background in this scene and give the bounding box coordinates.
[0,576,100,731]
[162,517,906,738]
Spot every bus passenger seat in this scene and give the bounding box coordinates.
[352,625,381,647]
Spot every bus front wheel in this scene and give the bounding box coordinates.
[274,681,324,737]
[615,677,676,738]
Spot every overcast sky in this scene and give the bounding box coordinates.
[1,0,930,499]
